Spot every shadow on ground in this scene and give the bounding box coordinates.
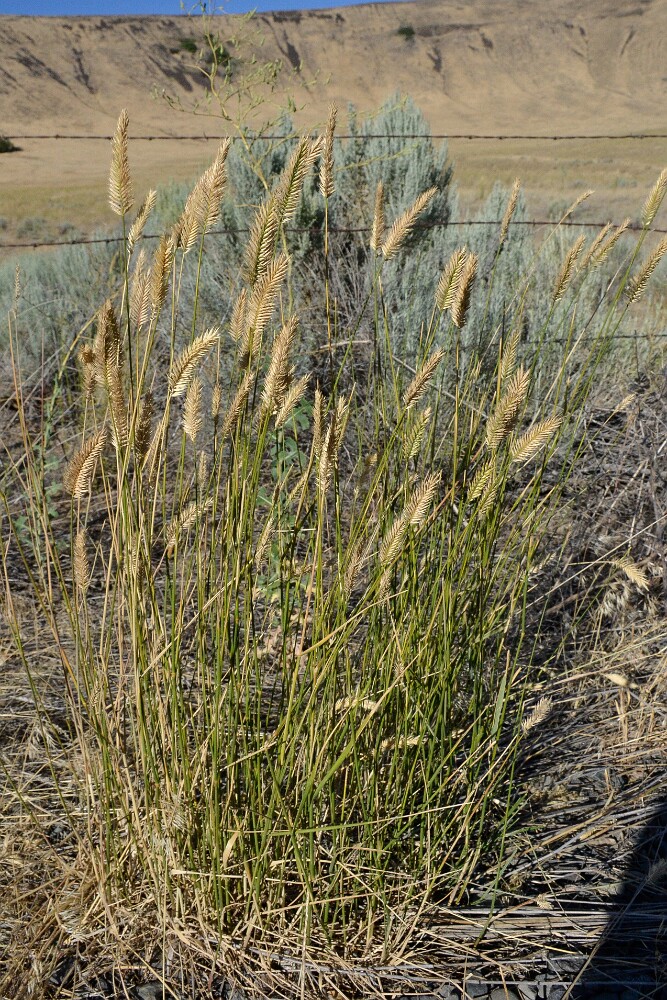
[570,794,667,999]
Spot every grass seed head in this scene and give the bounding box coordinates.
[499,177,521,245]
[183,374,203,444]
[370,181,385,252]
[510,415,562,463]
[63,427,109,500]
[436,247,467,312]
[403,348,445,409]
[319,104,337,199]
[127,189,156,257]
[381,187,437,260]
[108,108,133,217]
[626,236,667,303]
[451,251,478,328]
[169,328,219,397]
[552,234,586,304]
[641,167,667,228]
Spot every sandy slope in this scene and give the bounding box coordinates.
[1,0,666,239]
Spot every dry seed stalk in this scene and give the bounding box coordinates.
[451,252,478,328]
[129,249,151,330]
[220,370,255,441]
[202,139,231,232]
[169,328,219,397]
[127,190,156,257]
[176,175,208,254]
[510,415,562,463]
[64,427,108,500]
[109,108,133,217]
[522,696,552,733]
[594,218,630,267]
[135,390,153,460]
[73,530,91,593]
[370,181,385,252]
[183,375,203,444]
[499,178,520,245]
[498,328,521,386]
[436,247,467,312]
[246,252,290,342]
[312,387,325,458]
[626,236,667,303]
[211,381,222,423]
[403,348,445,408]
[261,315,298,416]
[275,373,310,428]
[150,234,173,313]
[552,234,586,304]
[166,498,213,556]
[381,187,437,260]
[468,457,495,503]
[486,365,530,450]
[319,104,337,199]
[275,136,323,226]
[78,345,96,399]
[641,167,667,228]
[244,198,278,286]
[580,222,613,270]
[560,189,593,222]
[229,288,248,343]
[402,407,431,461]
[95,301,128,448]
[406,471,441,526]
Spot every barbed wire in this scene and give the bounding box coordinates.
[4,218,665,252]
[5,132,667,142]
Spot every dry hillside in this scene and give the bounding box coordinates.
[1,0,667,238]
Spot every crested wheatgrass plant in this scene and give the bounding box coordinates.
[3,120,666,999]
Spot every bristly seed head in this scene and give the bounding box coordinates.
[109,109,133,217]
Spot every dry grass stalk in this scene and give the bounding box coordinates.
[129,249,151,330]
[183,375,203,444]
[499,178,520,245]
[559,188,593,222]
[244,198,278,287]
[108,108,133,217]
[246,252,290,344]
[275,373,310,428]
[486,365,530,450]
[403,348,445,408]
[468,457,495,503]
[202,139,231,233]
[436,247,467,312]
[626,236,667,303]
[580,222,613,270]
[168,328,219,397]
[166,498,213,556]
[406,471,441,526]
[63,427,108,500]
[261,315,298,416]
[78,344,96,399]
[135,390,153,460]
[612,555,650,592]
[95,301,128,447]
[319,104,337,199]
[317,397,349,497]
[552,234,586,304]
[312,386,325,458]
[229,289,248,345]
[498,328,521,386]
[220,369,255,441]
[451,251,478,328]
[370,181,385,252]
[150,234,174,313]
[641,167,667,228]
[275,136,323,226]
[402,406,431,460]
[73,530,91,593]
[521,696,552,733]
[211,381,222,423]
[127,189,156,257]
[593,217,630,267]
[176,175,208,254]
[510,415,562,463]
[381,187,437,260]
[379,513,409,568]
[476,477,500,519]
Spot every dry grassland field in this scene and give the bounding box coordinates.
[1,1,667,999]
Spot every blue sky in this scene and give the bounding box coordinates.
[2,0,411,14]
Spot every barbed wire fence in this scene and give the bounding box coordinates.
[2,129,666,341]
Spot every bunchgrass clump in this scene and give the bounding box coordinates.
[2,110,667,996]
